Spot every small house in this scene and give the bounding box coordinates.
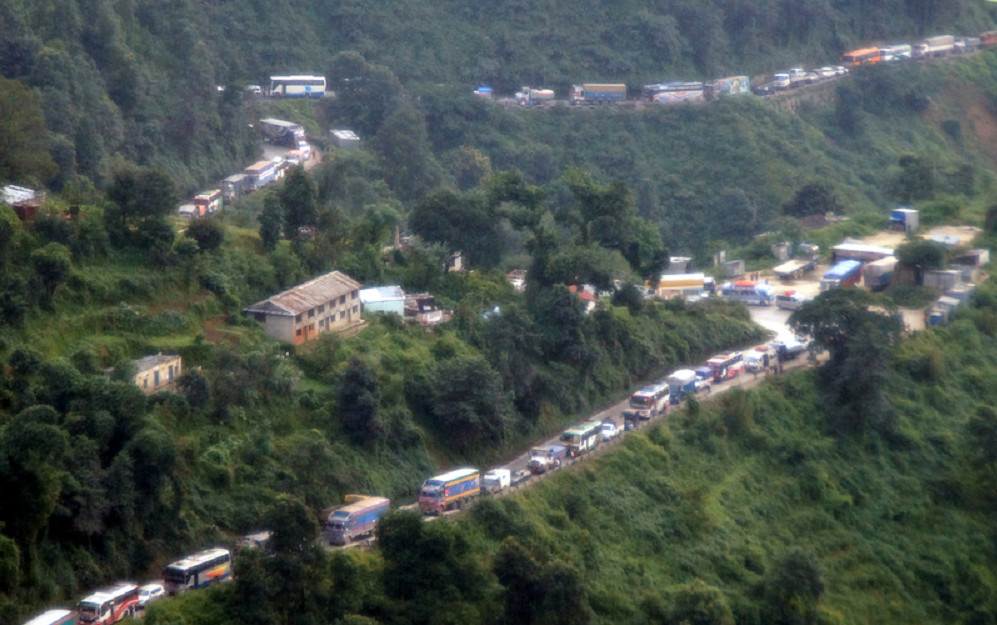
[330,129,361,150]
[359,286,405,316]
[244,270,364,344]
[134,353,182,393]
[2,185,46,221]
[405,293,451,326]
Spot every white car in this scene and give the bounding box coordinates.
[601,421,620,441]
[817,66,837,79]
[138,583,165,608]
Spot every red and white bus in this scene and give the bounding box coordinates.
[76,584,139,625]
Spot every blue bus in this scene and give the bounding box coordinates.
[721,280,775,305]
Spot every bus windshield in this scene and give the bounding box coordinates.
[629,394,654,409]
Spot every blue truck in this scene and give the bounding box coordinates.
[666,369,697,404]
[569,83,627,104]
[324,495,391,546]
[418,468,480,515]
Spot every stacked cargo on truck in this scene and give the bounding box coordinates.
[527,445,567,474]
[324,495,391,545]
[418,468,480,515]
[569,83,626,105]
[915,35,955,57]
[666,369,697,402]
[773,257,818,280]
[863,256,897,291]
[260,118,307,148]
[820,260,863,291]
[515,87,556,105]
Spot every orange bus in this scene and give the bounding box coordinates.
[981,31,997,47]
[841,47,881,66]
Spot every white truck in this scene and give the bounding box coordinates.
[515,86,556,106]
[482,468,511,494]
[915,35,955,58]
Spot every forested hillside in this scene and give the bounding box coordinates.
[4,1,997,623]
[2,0,995,195]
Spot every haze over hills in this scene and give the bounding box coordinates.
[3,1,997,624]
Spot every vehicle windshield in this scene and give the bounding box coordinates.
[163,568,186,583]
[329,521,346,530]
[629,395,653,409]
[420,488,439,499]
[77,605,99,621]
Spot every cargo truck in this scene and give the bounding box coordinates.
[260,118,306,148]
[418,468,480,515]
[323,495,391,545]
[773,257,818,280]
[915,35,955,58]
[527,445,567,474]
[666,369,697,403]
[863,256,897,291]
[820,260,863,291]
[482,468,512,493]
[515,86,556,106]
[569,83,626,105]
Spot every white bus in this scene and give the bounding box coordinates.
[22,610,75,625]
[627,383,670,420]
[163,548,232,595]
[269,75,326,98]
[77,584,139,625]
[721,280,775,305]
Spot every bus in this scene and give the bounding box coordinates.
[642,82,705,103]
[77,584,139,625]
[721,280,775,305]
[22,610,75,625]
[561,419,602,457]
[163,548,232,595]
[269,75,326,98]
[627,383,670,420]
[841,47,881,66]
[193,189,222,215]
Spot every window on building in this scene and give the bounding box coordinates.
[154,370,160,387]
[309,323,315,331]
[353,305,359,314]
[351,291,357,299]
[296,328,302,336]
[255,313,266,322]
[340,310,346,319]
[308,309,315,318]
[295,314,302,323]
[168,365,174,380]
[340,295,346,304]
[318,304,325,313]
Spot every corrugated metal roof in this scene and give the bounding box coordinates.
[359,286,404,303]
[133,353,180,371]
[245,271,362,316]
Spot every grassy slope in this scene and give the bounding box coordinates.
[463,311,997,624]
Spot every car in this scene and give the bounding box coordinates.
[834,65,849,76]
[772,73,791,90]
[694,379,712,393]
[817,66,837,79]
[511,469,531,487]
[601,421,619,441]
[138,583,165,608]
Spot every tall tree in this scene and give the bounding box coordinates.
[337,356,383,446]
[0,76,57,185]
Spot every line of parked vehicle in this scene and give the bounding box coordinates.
[492,30,997,106]
[20,549,233,625]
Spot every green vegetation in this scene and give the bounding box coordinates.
[138,283,997,625]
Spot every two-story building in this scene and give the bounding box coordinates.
[244,270,363,344]
[134,353,182,393]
